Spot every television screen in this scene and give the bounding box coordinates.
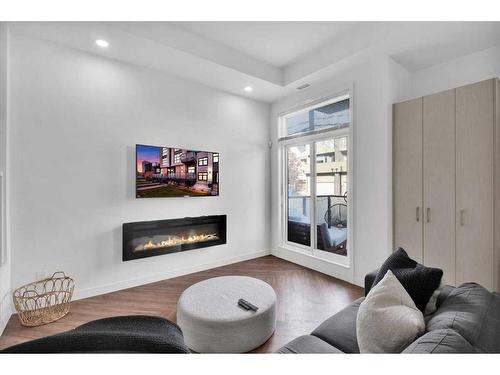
[136,144,219,198]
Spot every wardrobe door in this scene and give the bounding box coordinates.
[456,79,494,289]
[394,98,423,262]
[423,90,456,285]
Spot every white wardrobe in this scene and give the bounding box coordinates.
[393,78,500,291]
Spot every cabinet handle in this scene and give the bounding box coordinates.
[426,207,430,223]
[416,207,420,222]
[460,209,464,226]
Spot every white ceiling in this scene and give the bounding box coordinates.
[390,22,500,71]
[8,22,500,102]
[173,22,360,67]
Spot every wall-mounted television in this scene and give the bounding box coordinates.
[136,144,219,198]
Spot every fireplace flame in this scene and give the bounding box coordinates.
[135,233,219,251]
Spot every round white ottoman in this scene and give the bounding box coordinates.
[176,276,277,353]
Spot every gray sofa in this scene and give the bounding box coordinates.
[277,271,500,353]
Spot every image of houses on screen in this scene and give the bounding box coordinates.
[136,145,219,198]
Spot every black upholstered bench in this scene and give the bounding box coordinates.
[1,315,189,353]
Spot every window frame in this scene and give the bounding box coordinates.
[278,90,354,268]
[279,93,350,140]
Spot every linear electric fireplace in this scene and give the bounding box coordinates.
[122,215,226,261]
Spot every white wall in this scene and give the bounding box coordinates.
[386,58,412,258]
[270,55,410,286]
[8,34,271,300]
[411,45,500,99]
[0,23,12,334]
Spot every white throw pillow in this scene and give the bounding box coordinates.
[356,270,425,353]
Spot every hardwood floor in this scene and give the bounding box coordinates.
[0,255,363,353]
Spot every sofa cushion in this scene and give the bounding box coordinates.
[426,283,500,353]
[311,297,363,353]
[276,335,343,354]
[366,270,454,312]
[436,285,454,308]
[373,248,443,312]
[402,329,478,353]
[357,270,425,353]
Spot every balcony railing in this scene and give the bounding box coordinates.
[180,152,197,163]
[302,161,347,174]
[288,194,347,227]
[287,194,348,255]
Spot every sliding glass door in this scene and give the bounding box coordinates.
[281,94,351,264]
[286,144,311,248]
[314,136,348,258]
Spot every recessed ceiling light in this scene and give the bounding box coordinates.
[95,39,109,48]
[244,86,253,92]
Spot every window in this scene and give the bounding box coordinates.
[161,147,169,167]
[314,137,348,255]
[198,157,208,166]
[188,166,195,174]
[340,174,348,195]
[174,151,182,164]
[286,144,311,246]
[283,96,349,137]
[281,94,351,263]
[213,153,219,163]
[198,172,208,181]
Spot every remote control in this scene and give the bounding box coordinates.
[238,300,251,310]
[238,298,259,311]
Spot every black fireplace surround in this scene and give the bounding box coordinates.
[122,215,227,261]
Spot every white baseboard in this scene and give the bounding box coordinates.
[272,246,362,287]
[73,249,271,301]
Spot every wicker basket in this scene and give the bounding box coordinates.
[13,272,75,327]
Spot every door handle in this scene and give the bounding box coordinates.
[426,207,430,223]
[416,207,420,222]
[460,209,464,226]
